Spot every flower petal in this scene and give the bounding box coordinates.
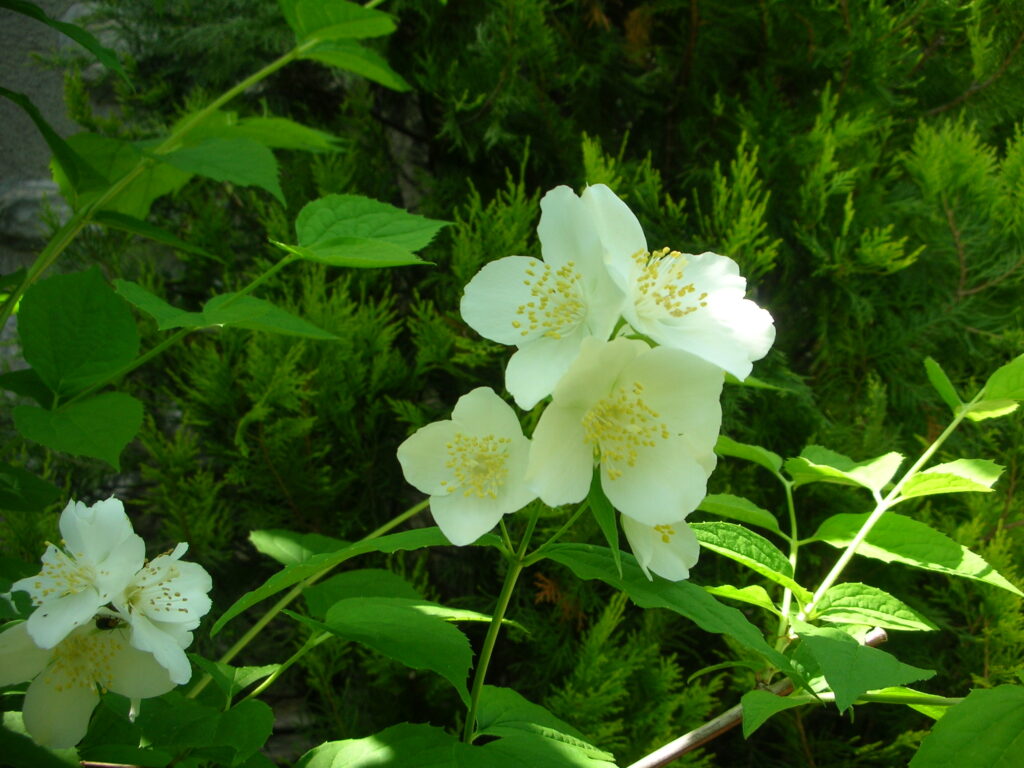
[504,331,588,410]
[536,186,602,273]
[526,402,592,507]
[0,623,50,686]
[428,491,509,546]
[59,497,135,564]
[580,184,647,288]
[126,613,193,685]
[621,515,700,581]
[22,662,99,749]
[602,438,710,525]
[397,420,460,496]
[460,256,549,345]
[25,587,103,649]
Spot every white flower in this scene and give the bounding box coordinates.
[0,621,174,749]
[582,184,775,380]
[527,337,722,524]
[397,387,536,545]
[460,186,624,409]
[12,498,145,649]
[621,514,700,581]
[114,543,213,685]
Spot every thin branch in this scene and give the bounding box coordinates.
[927,27,1024,116]
[627,628,888,768]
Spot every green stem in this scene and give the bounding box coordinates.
[774,479,799,649]
[188,499,428,699]
[462,508,539,743]
[241,631,330,704]
[523,500,589,565]
[801,390,984,618]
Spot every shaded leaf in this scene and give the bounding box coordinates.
[300,40,411,91]
[281,0,396,41]
[588,470,621,577]
[160,137,284,204]
[924,357,961,412]
[248,528,348,566]
[94,211,216,259]
[304,569,421,619]
[742,689,807,737]
[702,584,780,615]
[697,493,781,534]
[0,463,61,512]
[910,686,1024,767]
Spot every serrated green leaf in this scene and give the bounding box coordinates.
[297,194,448,251]
[2,0,126,78]
[742,689,807,737]
[715,434,783,474]
[910,686,1024,767]
[0,463,61,512]
[248,528,348,566]
[796,624,934,712]
[232,116,340,151]
[899,459,1003,499]
[290,597,474,704]
[300,40,411,91]
[587,471,621,577]
[0,369,54,407]
[475,686,593,747]
[291,237,428,268]
[19,268,139,396]
[212,527,451,635]
[203,294,337,339]
[282,0,396,42]
[702,584,780,615]
[690,522,813,603]
[785,446,904,492]
[295,724,462,768]
[814,582,938,631]
[983,353,1024,401]
[94,211,216,259]
[160,137,284,204]
[544,543,796,675]
[14,393,143,470]
[924,357,961,412]
[114,279,198,329]
[304,569,421,619]
[813,512,1022,596]
[697,493,781,534]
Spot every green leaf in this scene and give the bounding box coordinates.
[480,731,618,766]
[52,133,192,217]
[544,543,796,675]
[290,597,474,704]
[19,268,139,396]
[0,369,54,407]
[304,568,421,619]
[296,193,448,251]
[189,656,280,703]
[587,471,621,577]
[114,279,195,329]
[1,0,126,78]
[866,686,957,720]
[715,434,783,474]
[212,527,450,635]
[813,582,938,632]
[965,400,1020,422]
[248,528,348,566]
[202,294,337,339]
[0,715,80,767]
[690,522,813,603]
[281,238,429,268]
[0,88,98,192]
[14,393,143,470]
[813,513,1022,596]
[983,353,1024,401]
[0,463,61,512]
[796,624,934,712]
[697,493,781,534]
[702,584,781,615]
[297,724,471,768]
[785,446,904,492]
[232,116,340,151]
[160,137,284,204]
[300,40,411,91]
[280,0,396,42]
[899,459,1003,499]
[910,686,1024,767]
[924,357,962,412]
[475,686,606,757]
[742,689,807,737]
[136,694,274,766]
[94,211,216,259]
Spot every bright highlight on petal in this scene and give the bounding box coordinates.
[621,514,701,581]
[397,387,536,546]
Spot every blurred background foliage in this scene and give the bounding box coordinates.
[4,0,1024,765]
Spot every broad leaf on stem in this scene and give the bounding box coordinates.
[715,434,783,475]
[910,685,1024,767]
[785,446,904,493]
[697,493,781,534]
[898,458,1003,499]
[813,582,938,632]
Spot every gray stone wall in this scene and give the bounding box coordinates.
[0,1,78,273]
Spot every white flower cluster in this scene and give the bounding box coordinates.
[397,185,774,581]
[0,497,212,748]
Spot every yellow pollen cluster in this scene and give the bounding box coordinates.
[44,629,122,693]
[582,381,670,480]
[442,432,511,498]
[632,248,708,319]
[130,561,191,616]
[513,261,586,339]
[654,524,676,543]
[33,546,94,605]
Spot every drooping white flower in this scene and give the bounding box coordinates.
[12,498,145,649]
[621,514,700,581]
[0,621,174,749]
[460,186,624,409]
[114,543,213,685]
[397,387,536,545]
[582,184,775,380]
[527,337,722,524]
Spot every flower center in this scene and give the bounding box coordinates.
[443,433,512,498]
[512,260,587,339]
[582,381,670,480]
[654,524,676,543]
[32,545,96,603]
[44,627,124,692]
[632,248,708,322]
[128,556,192,618]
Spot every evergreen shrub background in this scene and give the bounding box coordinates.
[5,1,1024,765]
